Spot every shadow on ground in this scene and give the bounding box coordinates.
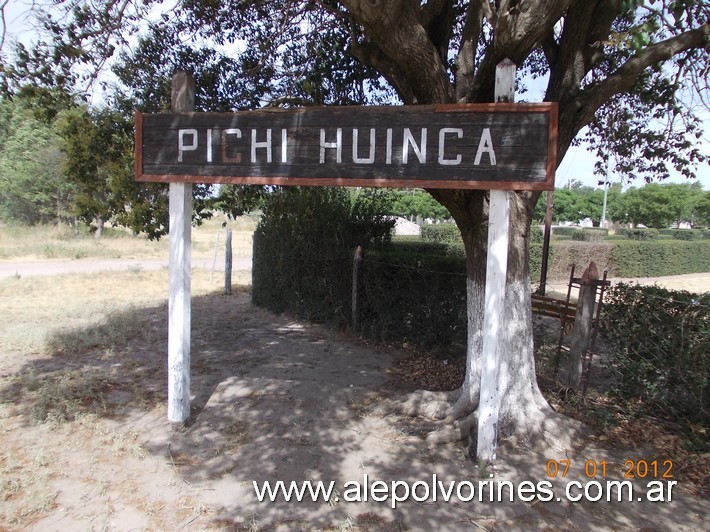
[2,289,707,530]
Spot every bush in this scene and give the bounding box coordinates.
[545,239,710,279]
[252,187,394,325]
[672,229,701,241]
[387,239,465,259]
[420,224,460,244]
[601,283,709,427]
[621,228,658,240]
[571,228,607,242]
[610,239,710,277]
[359,249,467,348]
[551,226,576,238]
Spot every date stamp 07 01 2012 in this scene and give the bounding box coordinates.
[546,459,674,480]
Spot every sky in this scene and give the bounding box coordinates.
[2,0,708,191]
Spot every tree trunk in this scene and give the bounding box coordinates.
[94,216,104,239]
[494,192,557,444]
[417,189,576,450]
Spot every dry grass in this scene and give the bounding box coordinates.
[0,213,257,261]
[0,251,252,527]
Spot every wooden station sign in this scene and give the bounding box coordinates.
[135,103,557,190]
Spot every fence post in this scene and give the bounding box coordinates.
[224,228,233,295]
[566,261,599,391]
[209,229,221,284]
[352,245,363,331]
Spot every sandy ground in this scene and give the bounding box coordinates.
[548,272,710,295]
[0,261,708,530]
[0,268,708,530]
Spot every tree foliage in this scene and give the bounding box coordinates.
[390,189,452,221]
[534,181,708,228]
[0,94,76,225]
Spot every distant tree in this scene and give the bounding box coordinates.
[622,182,702,229]
[391,189,451,222]
[0,95,76,225]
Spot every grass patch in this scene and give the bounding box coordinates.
[0,213,257,261]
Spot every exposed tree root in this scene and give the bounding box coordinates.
[425,410,478,446]
[399,388,460,419]
[399,387,588,454]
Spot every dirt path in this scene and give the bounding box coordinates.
[1,276,707,530]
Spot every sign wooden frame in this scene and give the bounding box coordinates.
[135,103,557,191]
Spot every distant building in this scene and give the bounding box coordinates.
[391,217,421,236]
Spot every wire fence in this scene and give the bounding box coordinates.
[253,231,709,433]
[599,283,709,428]
[357,253,708,432]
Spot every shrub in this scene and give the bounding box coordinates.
[420,224,460,244]
[387,239,465,259]
[252,187,394,324]
[621,228,658,240]
[359,249,467,348]
[672,229,701,241]
[601,283,709,427]
[610,239,710,277]
[552,226,578,238]
[571,229,607,242]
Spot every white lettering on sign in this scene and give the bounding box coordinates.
[320,128,343,163]
[207,129,213,162]
[178,129,198,162]
[438,128,463,165]
[281,129,288,163]
[251,128,272,163]
[402,128,427,164]
[353,128,376,164]
[474,128,497,166]
[176,126,498,167]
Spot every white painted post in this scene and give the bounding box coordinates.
[168,72,194,424]
[477,59,516,462]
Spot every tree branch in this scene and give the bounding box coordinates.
[455,0,486,101]
[339,0,455,104]
[349,36,417,103]
[466,0,571,103]
[572,24,710,138]
[421,0,455,63]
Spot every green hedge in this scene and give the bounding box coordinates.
[359,249,467,347]
[549,239,710,279]
[571,229,607,242]
[601,283,709,428]
[252,187,393,326]
[610,240,710,277]
[621,227,658,240]
[420,223,460,244]
[658,228,707,239]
